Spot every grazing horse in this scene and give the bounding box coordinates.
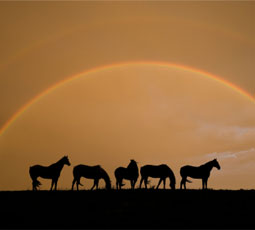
[180,158,221,190]
[29,156,71,191]
[71,164,111,190]
[114,159,139,189]
[139,164,176,190]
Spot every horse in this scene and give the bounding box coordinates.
[71,164,111,190]
[114,159,139,189]
[139,164,176,190]
[180,158,221,190]
[29,156,71,191]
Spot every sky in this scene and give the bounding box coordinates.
[0,1,255,190]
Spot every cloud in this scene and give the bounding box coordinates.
[205,148,255,160]
[197,122,255,141]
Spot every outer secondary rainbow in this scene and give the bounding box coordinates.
[0,61,254,137]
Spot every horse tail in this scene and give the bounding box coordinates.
[29,166,33,178]
[29,166,38,181]
[33,179,41,187]
[186,179,192,183]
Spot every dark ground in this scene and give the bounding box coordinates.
[0,189,255,229]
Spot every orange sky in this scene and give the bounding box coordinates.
[0,1,255,190]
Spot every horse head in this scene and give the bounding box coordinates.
[63,155,71,166]
[106,180,112,190]
[130,159,137,165]
[128,159,138,170]
[213,159,221,170]
[170,181,176,190]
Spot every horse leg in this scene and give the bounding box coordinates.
[71,178,76,190]
[180,177,186,190]
[203,178,208,189]
[163,178,166,189]
[119,179,123,190]
[139,178,144,189]
[32,181,35,191]
[76,180,79,191]
[156,178,163,189]
[50,179,54,191]
[134,179,137,189]
[96,179,99,189]
[144,177,148,189]
[91,179,98,190]
[131,179,136,189]
[130,180,133,189]
[31,175,39,191]
[54,178,58,190]
[32,180,36,191]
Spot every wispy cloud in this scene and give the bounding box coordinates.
[205,148,255,159]
[197,122,255,141]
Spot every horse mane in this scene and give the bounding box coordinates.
[56,156,67,164]
[202,159,216,167]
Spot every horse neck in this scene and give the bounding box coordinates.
[51,158,65,170]
[203,161,215,172]
[101,170,111,187]
[167,169,176,184]
[128,163,137,171]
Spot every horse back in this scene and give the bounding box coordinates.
[114,167,126,178]
[141,164,170,178]
[180,165,209,179]
[29,164,57,179]
[115,166,138,180]
[73,164,102,179]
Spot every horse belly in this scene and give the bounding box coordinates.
[188,172,203,179]
[142,166,165,178]
[181,166,202,179]
[183,168,208,179]
[32,166,57,179]
[148,172,163,178]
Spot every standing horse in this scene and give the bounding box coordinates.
[139,164,176,190]
[29,156,71,191]
[71,164,111,190]
[114,159,139,189]
[180,158,221,190]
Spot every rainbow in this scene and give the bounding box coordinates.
[0,61,254,137]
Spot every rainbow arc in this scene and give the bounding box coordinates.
[0,61,254,137]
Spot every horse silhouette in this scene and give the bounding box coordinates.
[29,156,71,191]
[114,159,139,189]
[139,164,176,190]
[71,164,111,190]
[180,158,221,190]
